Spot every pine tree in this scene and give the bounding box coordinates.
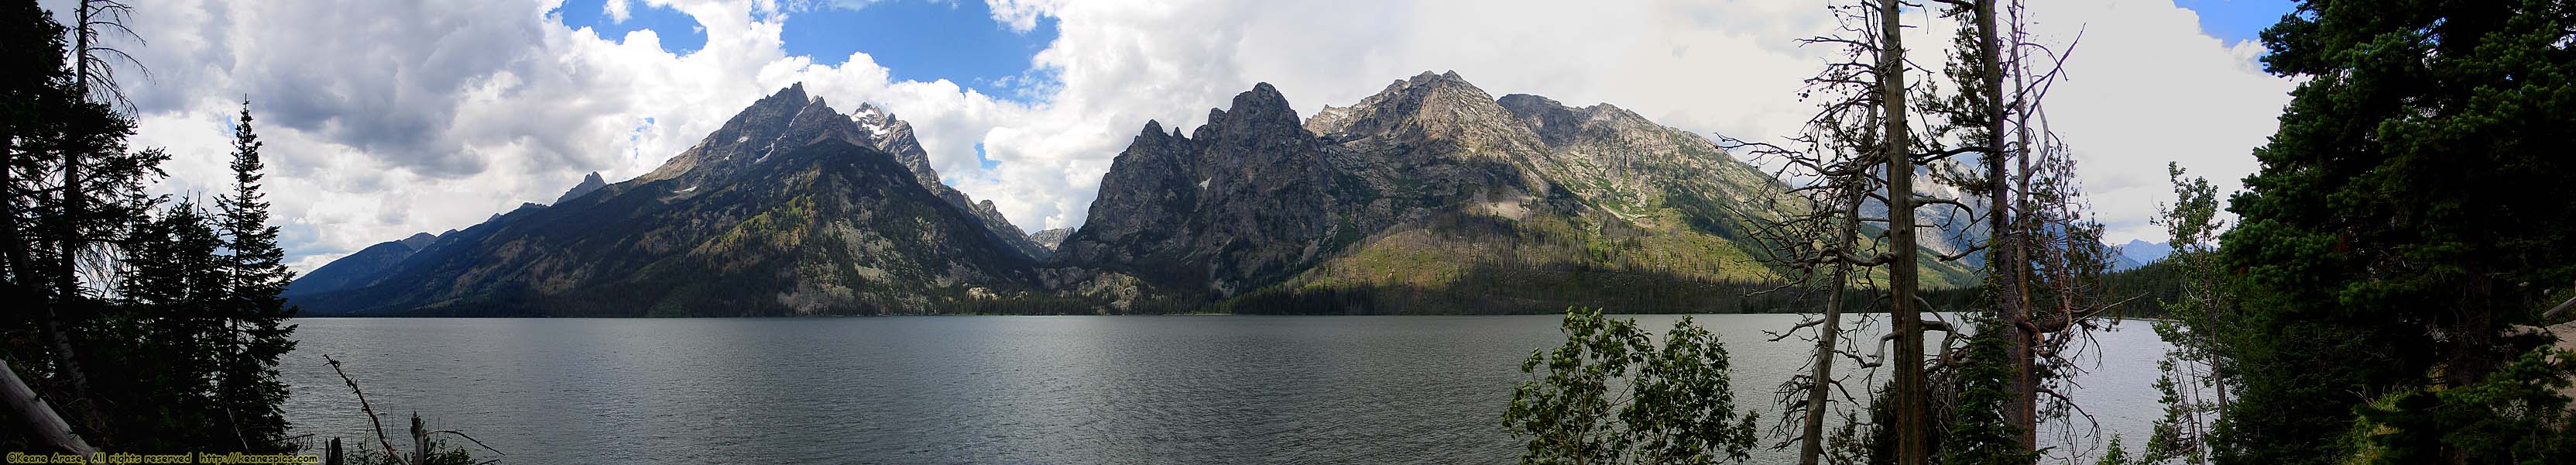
[2218,1,2576,463]
[4,2,168,442]
[108,198,229,450]
[214,101,297,451]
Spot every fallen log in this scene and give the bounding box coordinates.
[1,359,95,459]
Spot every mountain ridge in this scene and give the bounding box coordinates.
[288,84,1042,316]
[1048,71,1975,313]
[299,72,1981,315]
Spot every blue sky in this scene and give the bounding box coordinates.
[2173,0,2296,43]
[553,0,1058,98]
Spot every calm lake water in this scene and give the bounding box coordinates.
[280,315,2170,464]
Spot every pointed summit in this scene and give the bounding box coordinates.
[1223,82,1299,128]
[1194,82,1307,146]
[852,102,900,138]
[842,102,1051,260]
[638,83,864,183]
[554,170,608,205]
[851,102,932,181]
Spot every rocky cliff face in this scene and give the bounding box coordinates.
[288,84,1040,316]
[1051,83,1348,298]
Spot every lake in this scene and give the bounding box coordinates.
[280,315,2171,463]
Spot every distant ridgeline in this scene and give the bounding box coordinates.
[286,72,1982,316]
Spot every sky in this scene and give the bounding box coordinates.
[43,0,2300,273]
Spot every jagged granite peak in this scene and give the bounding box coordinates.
[636,83,865,184]
[555,171,607,205]
[1027,228,1073,252]
[846,102,1049,260]
[286,84,1043,316]
[1053,82,1343,297]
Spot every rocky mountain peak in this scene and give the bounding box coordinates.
[851,102,900,138]
[1053,81,1343,296]
[1235,82,1292,114]
[1197,83,1309,146]
[839,100,1050,260]
[637,83,862,183]
[851,103,937,184]
[554,171,607,205]
[1305,70,1509,140]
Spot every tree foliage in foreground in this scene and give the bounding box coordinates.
[2217,0,2576,463]
[1504,308,1761,464]
[2,2,299,453]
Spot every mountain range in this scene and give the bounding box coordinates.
[2110,239,2174,271]
[288,72,1980,316]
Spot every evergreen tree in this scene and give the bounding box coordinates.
[3,2,294,453]
[4,0,168,439]
[106,198,228,450]
[1939,318,2038,465]
[214,101,297,451]
[2218,1,2576,463]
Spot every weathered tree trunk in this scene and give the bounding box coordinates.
[50,0,98,405]
[1876,0,1928,462]
[1,360,95,457]
[1799,188,1864,465]
[410,413,427,465]
[1974,0,2039,456]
